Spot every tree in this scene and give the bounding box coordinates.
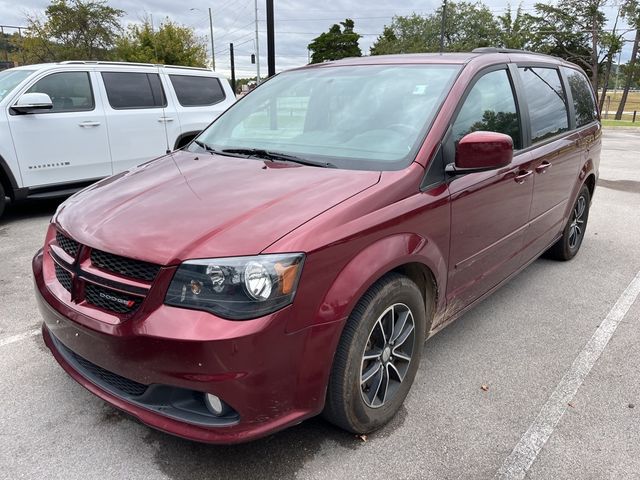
[21,0,123,62]
[597,3,625,112]
[115,18,207,67]
[616,0,640,119]
[370,15,432,55]
[525,0,607,89]
[307,19,361,64]
[370,3,500,55]
[496,4,529,49]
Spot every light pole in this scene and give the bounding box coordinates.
[208,7,215,71]
[254,0,261,84]
[190,7,215,71]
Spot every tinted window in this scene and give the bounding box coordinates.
[169,75,226,106]
[564,67,597,127]
[26,72,94,113]
[452,69,521,149]
[518,67,569,142]
[101,72,166,109]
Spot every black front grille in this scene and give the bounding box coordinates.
[56,231,80,257]
[84,283,143,314]
[55,264,73,292]
[66,346,148,397]
[91,249,160,282]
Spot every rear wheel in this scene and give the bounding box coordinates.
[546,184,590,260]
[323,273,427,434]
[0,183,6,219]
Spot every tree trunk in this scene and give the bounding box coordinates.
[599,50,615,113]
[591,17,599,91]
[615,28,640,120]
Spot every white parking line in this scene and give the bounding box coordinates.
[495,271,640,480]
[0,328,41,347]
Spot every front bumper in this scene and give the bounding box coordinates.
[34,250,344,444]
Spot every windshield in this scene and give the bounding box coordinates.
[0,69,35,103]
[191,64,461,170]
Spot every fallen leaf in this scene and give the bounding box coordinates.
[481,384,489,392]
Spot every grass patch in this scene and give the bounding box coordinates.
[601,119,640,128]
[599,90,640,116]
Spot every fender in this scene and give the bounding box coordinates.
[173,131,202,150]
[0,153,22,199]
[563,157,596,222]
[313,232,446,329]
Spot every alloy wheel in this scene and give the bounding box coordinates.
[360,303,416,408]
[568,194,587,249]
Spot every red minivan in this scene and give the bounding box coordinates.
[33,49,600,444]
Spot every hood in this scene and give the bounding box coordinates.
[55,151,380,265]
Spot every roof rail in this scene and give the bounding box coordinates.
[58,60,211,72]
[471,47,549,56]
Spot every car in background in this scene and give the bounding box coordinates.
[0,61,235,218]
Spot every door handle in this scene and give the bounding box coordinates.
[535,161,552,174]
[158,117,174,123]
[514,170,533,184]
[78,121,100,127]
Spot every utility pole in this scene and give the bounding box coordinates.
[229,43,236,93]
[439,0,447,54]
[208,8,216,71]
[254,0,261,84]
[266,0,275,77]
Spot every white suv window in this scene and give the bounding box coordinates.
[169,75,226,106]
[26,72,94,113]
[101,72,166,109]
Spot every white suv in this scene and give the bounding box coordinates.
[0,61,236,218]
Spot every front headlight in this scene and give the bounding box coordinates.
[165,254,305,320]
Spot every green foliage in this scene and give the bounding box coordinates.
[370,15,433,55]
[22,0,124,62]
[307,19,362,64]
[496,5,529,49]
[524,0,608,84]
[115,18,207,67]
[370,2,500,55]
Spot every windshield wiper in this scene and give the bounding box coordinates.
[193,139,217,153]
[221,148,336,168]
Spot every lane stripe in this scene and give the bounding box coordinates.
[0,328,41,347]
[496,271,640,479]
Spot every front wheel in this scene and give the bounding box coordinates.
[323,273,427,434]
[546,184,591,260]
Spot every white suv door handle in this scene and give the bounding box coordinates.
[78,121,101,128]
[158,117,174,123]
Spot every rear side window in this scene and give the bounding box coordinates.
[101,72,166,109]
[169,75,226,106]
[452,69,521,149]
[563,68,597,127]
[518,67,569,142]
[26,71,94,113]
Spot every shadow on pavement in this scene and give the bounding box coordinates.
[0,197,67,225]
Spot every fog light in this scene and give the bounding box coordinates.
[205,393,225,416]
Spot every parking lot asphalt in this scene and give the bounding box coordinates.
[1,129,639,480]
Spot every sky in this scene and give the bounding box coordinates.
[0,0,637,79]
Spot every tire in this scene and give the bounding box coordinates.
[0,183,5,220]
[546,184,591,261]
[323,273,427,434]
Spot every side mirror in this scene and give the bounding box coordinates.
[450,131,513,173]
[11,92,53,114]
